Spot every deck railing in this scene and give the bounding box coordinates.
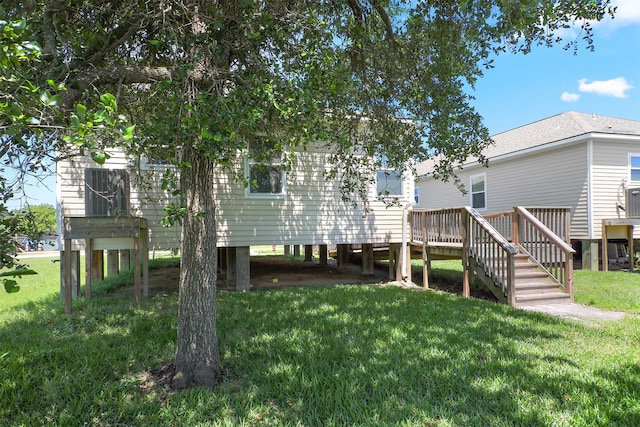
[513,207,575,295]
[409,207,518,302]
[409,207,463,245]
[409,206,574,303]
[464,208,518,304]
[484,207,571,242]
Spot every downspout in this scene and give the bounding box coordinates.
[401,202,417,281]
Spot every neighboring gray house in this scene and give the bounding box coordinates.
[415,111,640,269]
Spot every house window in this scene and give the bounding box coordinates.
[376,169,403,198]
[470,173,486,210]
[245,142,286,198]
[414,187,419,204]
[85,168,130,216]
[630,155,640,182]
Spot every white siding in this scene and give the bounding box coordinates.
[58,152,182,251]
[417,142,590,239]
[58,145,413,249]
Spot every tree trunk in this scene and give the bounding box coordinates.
[173,146,221,388]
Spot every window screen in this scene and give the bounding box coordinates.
[84,168,130,216]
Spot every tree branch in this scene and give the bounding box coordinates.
[61,66,227,108]
[371,0,398,47]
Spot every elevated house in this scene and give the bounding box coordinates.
[57,141,414,309]
[415,111,640,271]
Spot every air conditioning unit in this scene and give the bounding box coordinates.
[626,187,640,218]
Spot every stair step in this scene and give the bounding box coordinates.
[515,292,572,306]
[514,270,549,279]
[515,281,563,294]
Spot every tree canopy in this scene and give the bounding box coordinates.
[0,0,615,386]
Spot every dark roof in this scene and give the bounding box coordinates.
[416,111,640,176]
[486,111,640,158]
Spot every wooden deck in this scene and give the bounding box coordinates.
[408,207,575,307]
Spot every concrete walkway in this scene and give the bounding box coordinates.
[520,303,626,322]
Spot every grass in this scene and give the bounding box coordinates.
[0,255,66,311]
[1,257,639,426]
[573,269,640,312]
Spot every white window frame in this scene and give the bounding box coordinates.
[629,154,640,183]
[375,168,406,201]
[244,156,287,199]
[470,173,487,211]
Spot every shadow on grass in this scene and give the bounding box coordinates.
[1,283,638,426]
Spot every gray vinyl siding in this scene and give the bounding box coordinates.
[58,144,412,249]
[590,138,640,239]
[416,142,590,239]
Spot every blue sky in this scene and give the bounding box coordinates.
[7,0,640,209]
[471,0,640,135]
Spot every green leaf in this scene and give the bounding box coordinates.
[3,279,19,294]
[47,94,62,106]
[91,151,107,164]
[76,104,87,121]
[0,269,38,278]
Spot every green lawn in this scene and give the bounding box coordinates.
[1,256,639,426]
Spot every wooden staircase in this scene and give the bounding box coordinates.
[470,246,572,306]
[512,249,572,306]
[410,206,575,307]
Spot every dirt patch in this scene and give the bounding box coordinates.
[132,256,392,296]
[127,256,498,303]
[220,256,392,291]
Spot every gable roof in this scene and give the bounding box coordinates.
[417,111,640,176]
[486,111,640,158]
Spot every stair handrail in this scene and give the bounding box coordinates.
[513,206,575,295]
[465,207,518,304]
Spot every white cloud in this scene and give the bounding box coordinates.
[578,77,633,98]
[561,92,581,102]
[593,0,640,29]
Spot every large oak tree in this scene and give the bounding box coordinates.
[1,1,614,386]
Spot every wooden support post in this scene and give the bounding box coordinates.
[421,213,429,288]
[319,244,328,265]
[90,250,104,283]
[293,245,300,258]
[60,249,80,300]
[422,245,430,289]
[119,249,131,271]
[337,244,349,270]
[304,245,313,262]
[84,239,94,299]
[133,235,141,306]
[628,225,635,272]
[362,243,374,275]
[602,222,609,272]
[63,242,73,314]
[461,208,471,298]
[141,227,149,298]
[236,246,250,292]
[582,239,599,271]
[404,244,412,283]
[388,243,401,281]
[284,245,291,256]
[107,250,119,276]
[388,243,396,280]
[217,247,227,275]
[226,247,237,285]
